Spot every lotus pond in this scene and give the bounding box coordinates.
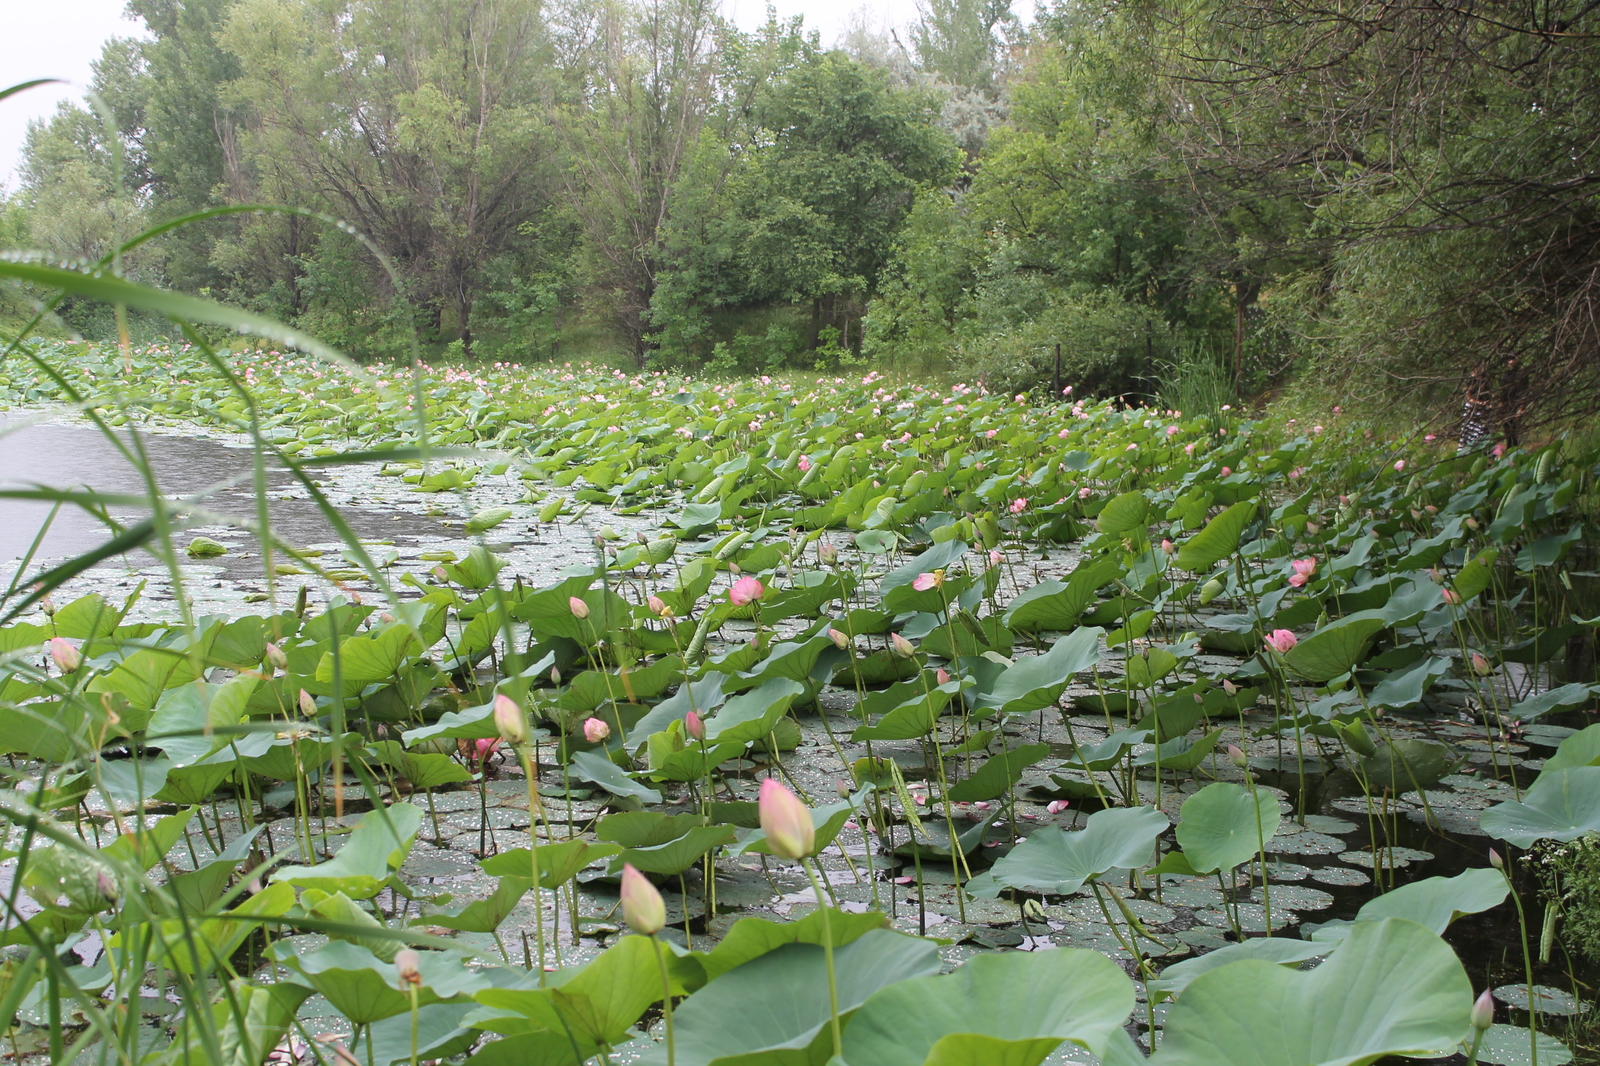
[1,338,1599,1066]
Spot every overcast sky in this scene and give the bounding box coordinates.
[0,0,970,190]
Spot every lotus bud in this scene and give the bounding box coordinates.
[264,642,288,672]
[550,667,561,686]
[647,594,669,617]
[637,532,649,544]
[1466,516,1480,530]
[493,693,529,746]
[890,632,916,658]
[49,637,81,673]
[1490,848,1504,870]
[685,709,706,742]
[97,869,118,904]
[827,628,851,650]
[990,549,1003,566]
[569,595,590,620]
[759,778,816,859]
[1443,588,1462,605]
[911,572,940,591]
[1222,679,1238,696]
[39,595,56,617]
[728,561,742,575]
[730,575,765,606]
[1428,568,1444,584]
[583,717,611,743]
[298,689,318,717]
[1264,629,1298,654]
[819,542,839,565]
[835,779,852,799]
[1198,578,1224,605]
[380,612,396,624]
[1021,898,1047,922]
[1471,988,1495,1031]
[1471,652,1492,676]
[1046,799,1070,814]
[936,668,952,685]
[395,948,423,988]
[432,565,450,583]
[1160,539,1174,553]
[1226,744,1249,769]
[621,863,666,934]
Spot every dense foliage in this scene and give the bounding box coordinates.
[7,0,1597,426]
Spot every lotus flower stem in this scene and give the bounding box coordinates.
[1496,853,1541,1066]
[649,933,676,1066]
[800,859,843,1059]
[514,744,547,983]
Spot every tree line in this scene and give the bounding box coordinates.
[7,0,1597,427]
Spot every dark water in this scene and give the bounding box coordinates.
[0,413,451,584]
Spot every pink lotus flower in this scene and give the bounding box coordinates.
[1264,629,1298,654]
[493,693,529,746]
[647,595,670,617]
[936,668,952,685]
[911,571,942,591]
[985,429,998,439]
[1046,800,1070,814]
[1393,460,1406,472]
[1443,589,1462,605]
[1220,467,1232,476]
[1288,558,1317,587]
[989,549,1003,566]
[569,596,590,620]
[1160,539,1174,553]
[48,637,81,673]
[583,717,611,743]
[798,455,812,472]
[1010,497,1028,514]
[621,863,666,934]
[759,778,815,859]
[1166,425,1179,436]
[1078,487,1092,499]
[729,576,765,606]
[827,628,851,650]
[1058,428,1070,439]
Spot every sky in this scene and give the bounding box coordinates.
[0,0,969,190]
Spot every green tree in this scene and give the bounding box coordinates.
[218,0,558,354]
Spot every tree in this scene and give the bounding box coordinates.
[1128,0,1600,430]
[218,0,558,353]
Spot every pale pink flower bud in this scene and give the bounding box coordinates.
[1471,652,1492,676]
[1471,989,1494,1030]
[1222,679,1238,696]
[1009,497,1028,514]
[1443,589,1462,605]
[621,863,666,934]
[889,632,916,658]
[647,595,669,617]
[493,693,529,746]
[685,709,706,742]
[911,572,940,592]
[264,642,288,672]
[818,542,839,565]
[1227,744,1249,769]
[759,778,816,859]
[550,666,562,686]
[827,628,851,650]
[989,549,1003,566]
[1160,539,1174,553]
[39,595,56,617]
[936,668,952,685]
[568,595,590,620]
[583,717,611,743]
[730,576,765,606]
[395,948,422,988]
[1490,848,1504,870]
[1220,467,1232,476]
[432,565,450,582]
[1264,629,1298,654]
[298,689,318,717]
[49,637,81,673]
